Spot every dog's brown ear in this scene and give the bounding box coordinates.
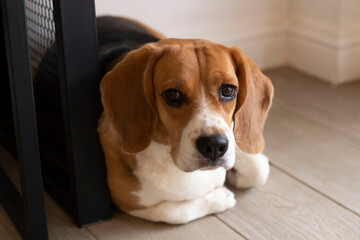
[231,47,274,154]
[100,44,161,153]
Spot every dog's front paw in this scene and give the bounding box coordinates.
[227,153,270,188]
[205,187,236,213]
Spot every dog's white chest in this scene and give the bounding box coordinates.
[133,141,226,207]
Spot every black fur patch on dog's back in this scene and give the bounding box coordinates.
[97,16,160,76]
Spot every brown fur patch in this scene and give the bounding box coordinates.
[98,114,143,211]
[231,47,274,153]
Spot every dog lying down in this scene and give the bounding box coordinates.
[97,16,274,224]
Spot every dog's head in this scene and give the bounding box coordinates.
[100,39,273,172]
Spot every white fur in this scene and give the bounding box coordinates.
[130,186,236,224]
[133,141,227,206]
[177,110,236,172]
[227,146,270,188]
[175,83,236,172]
[131,140,235,224]
[128,138,269,224]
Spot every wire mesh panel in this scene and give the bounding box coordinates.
[25,0,57,79]
[24,0,71,213]
[25,0,68,160]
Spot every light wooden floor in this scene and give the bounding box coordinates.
[1,67,360,239]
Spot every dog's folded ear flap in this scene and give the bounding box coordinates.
[100,44,161,153]
[231,47,274,154]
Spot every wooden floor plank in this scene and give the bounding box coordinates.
[264,67,360,144]
[262,67,360,215]
[87,211,244,240]
[264,104,360,215]
[46,194,98,240]
[0,147,22,240]
[0,204,22,240]
[218,167,360,240]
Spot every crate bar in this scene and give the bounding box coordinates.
[0,0,48,238]
[52,0,111,226]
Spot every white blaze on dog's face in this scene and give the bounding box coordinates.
[152,40,239,172]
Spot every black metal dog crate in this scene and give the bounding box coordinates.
[0,0,111,239]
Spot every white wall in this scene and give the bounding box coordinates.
[95,0,360,84]
[287,0,360,84]
[95,0,288,70]
[338,0,360,83]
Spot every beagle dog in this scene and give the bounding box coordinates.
[97,16,274,224]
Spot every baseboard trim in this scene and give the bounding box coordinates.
[288,30,360,85]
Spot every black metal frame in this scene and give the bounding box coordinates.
[0,0,111,238]
[0,0,48,239]
[53,0,111,226]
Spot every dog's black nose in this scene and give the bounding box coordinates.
[196,134,228,161]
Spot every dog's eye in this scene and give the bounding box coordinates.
[162,89,186,107]
[219,84,237,101]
